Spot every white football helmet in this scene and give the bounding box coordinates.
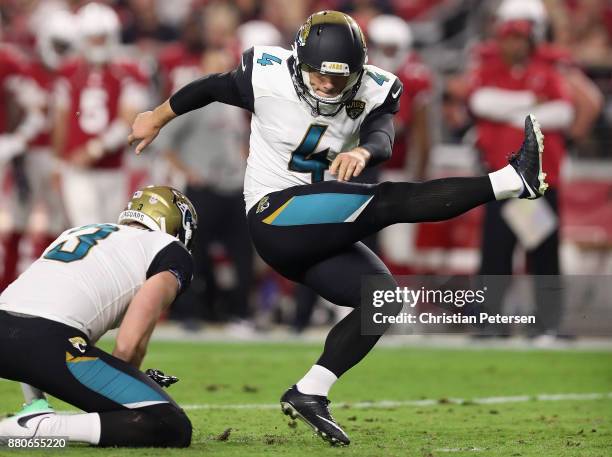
[495,0,548,41]
[237,20,282,51]
[77,2,120,65]
[37,9,79,70]
[367,15,412,73]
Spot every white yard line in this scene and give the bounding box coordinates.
[180,391,612,411]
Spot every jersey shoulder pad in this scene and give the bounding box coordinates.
[145,237,193,292]
[250,46,293,97]
[360,64,400,110]
[251,45,292,67]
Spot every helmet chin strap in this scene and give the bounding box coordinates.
[177,202,194,247]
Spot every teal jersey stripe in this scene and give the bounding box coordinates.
[67,358,167,406]
[269,193,372,226]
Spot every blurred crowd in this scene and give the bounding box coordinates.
[1,0,611,336]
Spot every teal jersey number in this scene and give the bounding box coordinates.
[366,70,389,86]
[44,224,119,263]
[288,124,330,183]
[256,53,281,66]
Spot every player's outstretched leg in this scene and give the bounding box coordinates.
[371,114,546,228]
[248,115,546,446]
[250,115,547,275]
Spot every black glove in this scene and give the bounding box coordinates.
[145,369,179,388]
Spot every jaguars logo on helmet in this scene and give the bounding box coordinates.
[117,185,198,251]
[291,11,368,116]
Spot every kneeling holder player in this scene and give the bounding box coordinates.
[0,186,197,447]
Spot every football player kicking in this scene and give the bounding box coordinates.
[0,186,197,447]
[128,11,547,445]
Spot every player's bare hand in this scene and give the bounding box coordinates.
[128,101,177,155]
[128,111,161,155]
[329,147,371,182]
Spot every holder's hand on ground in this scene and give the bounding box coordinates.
[145,368,179,388]
[329,147,371,182]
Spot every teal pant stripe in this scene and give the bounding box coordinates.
[67,359,166,405]
[270,193,372,226]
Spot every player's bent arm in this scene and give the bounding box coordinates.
[129,48,254,154]
[330,105,397,181]
[469,87,536,121]
[565,68,604,140]
[113,271,179,369]
[509,99,574,130]
[357,78,403,168]
[169,47,254,115]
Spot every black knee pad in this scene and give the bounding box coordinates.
[99,404,192,448]
[159,405,192,448]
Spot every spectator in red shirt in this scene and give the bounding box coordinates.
[368,14,432,181]
[367,15,433,271]
[53,3,149,227]
[2,8,78,290]
[468,0,575,338]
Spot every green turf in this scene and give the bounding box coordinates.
[1,341,611,456]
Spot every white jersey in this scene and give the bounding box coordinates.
[0,224,187,342]
[243,45,400,211]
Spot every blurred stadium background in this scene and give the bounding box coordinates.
[1,0,611,341]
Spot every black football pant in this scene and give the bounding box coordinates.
[479,189,562,334]
[0,311,191,447]
[248,177,494,377]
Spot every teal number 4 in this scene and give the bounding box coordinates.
[366,71,389,86]
[288,124,330,183]
[44,224,119,263]
[256,53,281,66]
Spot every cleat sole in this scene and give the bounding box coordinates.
[528,114,548,198]
[280,402,348,446]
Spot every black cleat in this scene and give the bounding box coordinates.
[509,114,548,199]
[280,385,350,445]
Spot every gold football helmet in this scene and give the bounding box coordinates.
[117,185,198,250]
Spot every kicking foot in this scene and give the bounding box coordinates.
[509,114,547,199]
[0,399,55,443]
[280,385,350,445]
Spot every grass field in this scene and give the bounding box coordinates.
[1,340,611,456]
